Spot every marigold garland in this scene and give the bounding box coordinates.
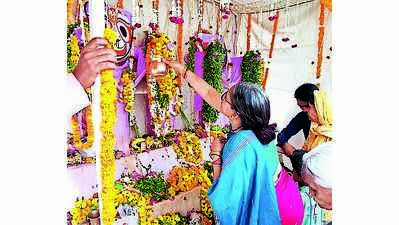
[171,131,204,164]
[263,11,279,90]
[167,166,212,195]
[246,14,252,50]
[120,68,140,135]
[99,27,118,225]
[67,0,75,24]
[177,0,184,87]
[316,3,326,79]
[67,32,80,73]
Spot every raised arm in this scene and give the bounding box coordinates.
[162,59,222,112]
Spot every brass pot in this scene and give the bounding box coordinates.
[150,60,167,76]
[88,217,100,225]
[88,210,100,218]
[87,210,100,225]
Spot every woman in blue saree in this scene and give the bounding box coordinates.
[164,58,281,225]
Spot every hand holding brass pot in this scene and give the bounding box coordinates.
[150,60,167,76]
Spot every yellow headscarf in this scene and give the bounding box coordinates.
[302,90,333,151]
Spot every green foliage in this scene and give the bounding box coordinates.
[203,161,214,182]
[241,50,265,86]
[134,174,171,202]
[186,37,196,72]
[154,82,170,110]
[202,40,225,123]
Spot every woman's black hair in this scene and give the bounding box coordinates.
[230,83,277,145]
[294,83,319,105]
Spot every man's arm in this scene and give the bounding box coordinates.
[66,74,90,118]
[277,111,310,147]
[67,38,117,117]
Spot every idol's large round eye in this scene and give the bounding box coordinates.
[116,19,131,43]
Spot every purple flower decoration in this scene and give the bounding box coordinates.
[268,16,275,21]
[282,37,290,42]
[131,171,143,181]
[74,28,83,40]
[166,42,175,50]
[134,23,141,28]
[222,14,229,20]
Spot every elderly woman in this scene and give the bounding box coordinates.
[163,59,303,225]
[302,142,333,224]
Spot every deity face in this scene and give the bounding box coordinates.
[84,2,134,67]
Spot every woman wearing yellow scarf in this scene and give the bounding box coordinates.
[302,90,333,151]
[278,86,333,225]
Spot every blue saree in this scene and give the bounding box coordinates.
[208,130,281,225]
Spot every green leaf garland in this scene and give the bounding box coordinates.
[240,50,265,86]
[202,40,225,123]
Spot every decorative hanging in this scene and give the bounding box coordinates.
[202,40,225,124]
[262,11,279,90]
[116,0,124,8]
[100,27,118,225]
[246,14,252,51]
[197,0,204,32]
[220,0,232,20]
[131,0,142,28]
[145,32,180,136]
[323,0,332,11]
[149,0,160,31]
[169,0,184,24]
[241,50,264,86]
[120,66,140,136]
[316,2,326,80]
[177,0,184,85]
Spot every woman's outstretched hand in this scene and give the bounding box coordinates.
[162,58,186,76]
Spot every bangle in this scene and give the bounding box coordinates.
[212,158,222,165]
[209,153,221,160]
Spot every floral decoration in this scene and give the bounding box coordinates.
[119,68,140,135]
[157,212,188,225]
[316,2,326,79]
[241,50,265,86]
[99,27,118,225]
[70,197,99,225]
[167,165,212,196]
[202,40,225,123]
[171,131,204,164]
